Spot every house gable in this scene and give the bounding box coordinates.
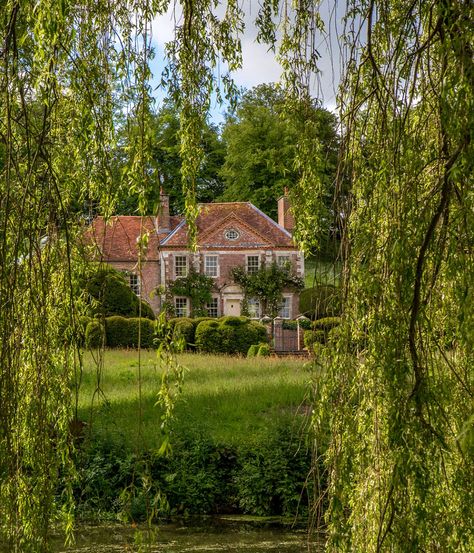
[198,212,273,249]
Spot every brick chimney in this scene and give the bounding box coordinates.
[277,187,295,233]
[156,188,170,231]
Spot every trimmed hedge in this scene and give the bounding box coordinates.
[195,317,268,355]
[247,344,259,358]
[299,284,341,319]
[85,320,105,349]
[173,319,195,349]
[303,330,326,350]
[86,265,155,320]
[312,316,341,332]
[104,316,156,349]
[257,343,271,357]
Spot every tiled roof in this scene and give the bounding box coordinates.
[162,202,295,248]
[86,202,296,261]
[86,215,183,261]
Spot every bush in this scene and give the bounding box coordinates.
[299,285,341,319]
[312,316,341,332]
[195,320,222,353]
[85,320,105,349]
[195,317,268,355]
[257,343,271,357]
[303,329,326,350]
[247,344,259,358]
[173,318,195,349]
[249,321,268,343]
[104,316,156,348]
[282,318,311,330]
[86,265,155,320]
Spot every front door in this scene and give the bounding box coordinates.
[224,298,241,316]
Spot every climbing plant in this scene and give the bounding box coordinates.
[231,262,304,318]
[168,268,214,317]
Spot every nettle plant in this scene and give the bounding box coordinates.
[231,262,304,318]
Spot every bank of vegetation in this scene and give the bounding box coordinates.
[73,351,316,522]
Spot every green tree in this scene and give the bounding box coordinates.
[220,83,338,222]
[116,100,226,215]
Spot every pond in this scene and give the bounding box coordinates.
[49,518,324,553]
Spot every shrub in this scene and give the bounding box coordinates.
[299,285,341,319]
[282,318,311,330]
[195,318,268,355]
[257,343,271,357]
[173,318,195,349]
[304,329,326,350]
[249,321,268,343]
[86,265,155,320]
[195,320,222,353]
[104,316,156,348]
[247,344,259,358]
[312,316,341,332]
[85,320,105,349]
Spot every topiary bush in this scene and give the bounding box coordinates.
[195,317,268,355]
[312,316,341,332]
[247,344,259,358]
[104,316,156,348]
[257,343,271,357]
[85,265,155,320]
[173,318,195,349]
[195,320,222,353]
[303,329,326,350]
[299,284,341,320]
[85,320,105,349]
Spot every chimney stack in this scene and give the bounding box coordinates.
[156,188,170,231]
[277,187,295,233]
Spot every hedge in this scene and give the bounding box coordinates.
[303,329,326,350]
[312,316,342,332]
[85,320,105,349]
[299,285,341,320]
[86,265,155,320]
[173,319,195,350]
[104,316,156,349]
[257,343,271,357]
[195,317,268,355]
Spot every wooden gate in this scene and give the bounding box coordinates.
[273,319,299,352]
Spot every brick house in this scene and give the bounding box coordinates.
[88,191,304,319]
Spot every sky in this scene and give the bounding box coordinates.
[149,1,345,123]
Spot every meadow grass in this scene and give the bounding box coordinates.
[78,350,312,451]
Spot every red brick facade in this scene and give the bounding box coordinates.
[87,194,304,319]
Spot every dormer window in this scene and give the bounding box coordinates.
[225,229,240,240]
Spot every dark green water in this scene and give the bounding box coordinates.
[49,519,323,552]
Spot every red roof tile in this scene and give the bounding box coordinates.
[162,203,295,248]
[86,215,182,261]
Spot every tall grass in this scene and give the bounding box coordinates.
[78,350,311,450]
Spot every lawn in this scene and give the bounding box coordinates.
[78,350,312,451]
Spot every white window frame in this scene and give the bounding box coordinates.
[128,273,141,296]
[246,255,260,274]
[224,229,240,240]
[278,296,292,319]
[174,255,188,278]
[277,255,291,268]
[174,297,189,318]
[204,254,219,277]
[247,298,261,319]
[206,296,219,318]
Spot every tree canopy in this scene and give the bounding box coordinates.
[1,1,473,552]
[220,83,338,222]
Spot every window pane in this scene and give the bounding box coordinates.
[204,255,218,277]
[277,255,290,267]
[247,298,260,318]
[278,297,291,319]
[129,273,140,296]
[175,297,188,317]
[175,256,188,277]
[206,297,219,317]
[247,256,259,274]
